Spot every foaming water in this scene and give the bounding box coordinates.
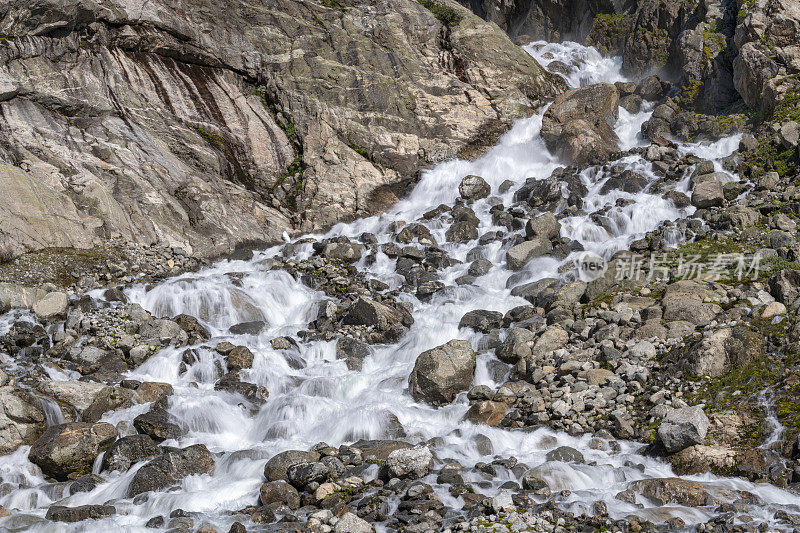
[1,42,797,531]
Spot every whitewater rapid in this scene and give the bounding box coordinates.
[0,41,797,532]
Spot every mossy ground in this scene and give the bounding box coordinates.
[0,247,122,288]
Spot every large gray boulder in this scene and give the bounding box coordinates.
[28,422,118,481]
[384,445,433,479]
[32,291,68,319]
[506,237,553,270]
[127,444,214,496]
[541,83,620,165]
[408,340,476,406]
[0,386,47,454]
[657,407,709,453]
[263,450,321,482]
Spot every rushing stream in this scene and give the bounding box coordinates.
[1,41,799,532]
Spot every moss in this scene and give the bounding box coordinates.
[417,0,462,27]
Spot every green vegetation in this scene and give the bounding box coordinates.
[417,0,462,27]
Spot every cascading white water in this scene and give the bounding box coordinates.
[1,41,798,532]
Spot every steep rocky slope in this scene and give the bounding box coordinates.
[0,0,564,259]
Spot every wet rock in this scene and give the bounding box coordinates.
[214,372,269,404]
[139,319,188,347]
[127,444,214,496]
[351,439,412,462]
[29,422,118,481]
[32,291,68,319]
[506,237,553,270]
[69,473,105,495]
[226,345,255,371]
[459,175,491,201]
[496,327,536,364]
[344,297,413,333]
[287,461,330,488]
[260,480,300,509]
[136,382,174,404]
[173,314,211,344]
[525,212,561,240]
[228,321,266,335]
[545,446,585,463]
[133,408,183,442]
[446,220,479,243]
[408,340,476,406]
[37,381,107,416]
[458,309,503,333]
[82,387,136,423]
[541,83,620,165]
[0,386,47,454]
[264,450,321,482]
[630,477,712,507]
[102,434,161,472]
[468,258,493,276]
[336,337,372,371]
[658,407,709,453]
[46,504,116,523]
[385,445,433,479]
[464,401,508,426]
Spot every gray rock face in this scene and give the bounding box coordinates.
[0,0,563,258]
[260,481,300,510]
[658,406,710,453]
[408,339,476,406]
[28,422,118,481]
[127,444,215,496]
[334,512,374,533]
[0,386,46,455]
[101,434,161,472]
[385,445,433,479]
[541,84,620,165]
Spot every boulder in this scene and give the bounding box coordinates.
[525,212,561,240]
[661,280,723,326]
[458,175,491,201]
[260,480,300,509]
[172,314,211,344]
[541,83,620,165]
[691,179,724,208]
[408,340,476,406]
[384,445,433,479]
[46,504,116,523]
[0,386,46,454]
[350,439,412,462]
[334,512,374,533]
[133,409,182,442]
[683,327,763,378]
[287,461,330,488]
[464,400,507,426]
[136,382,174,404]
[138,319,188,347]
[322,242,365,263]
[264,450,321,482]
[37,381,108,416]
[32,291,68,319]
[344,297,413,331]
[506,237,553,270]
[101,434,161,472]
[228,320,266,335]
[28,422,118,481]
[82,387,136,423]
[657,407,709,453]
[127,444,214,496]
[545,446,585,463]
[495,327,535,364]
[630,478,712,507]
[458,310,503,333]
[227,345,255,371]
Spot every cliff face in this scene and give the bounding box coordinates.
[0,0,565,258]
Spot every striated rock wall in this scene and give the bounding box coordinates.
[0,0,565,258]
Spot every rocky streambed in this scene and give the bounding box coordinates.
[0,41,799,533]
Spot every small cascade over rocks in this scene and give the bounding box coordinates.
[0,41,798,532]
